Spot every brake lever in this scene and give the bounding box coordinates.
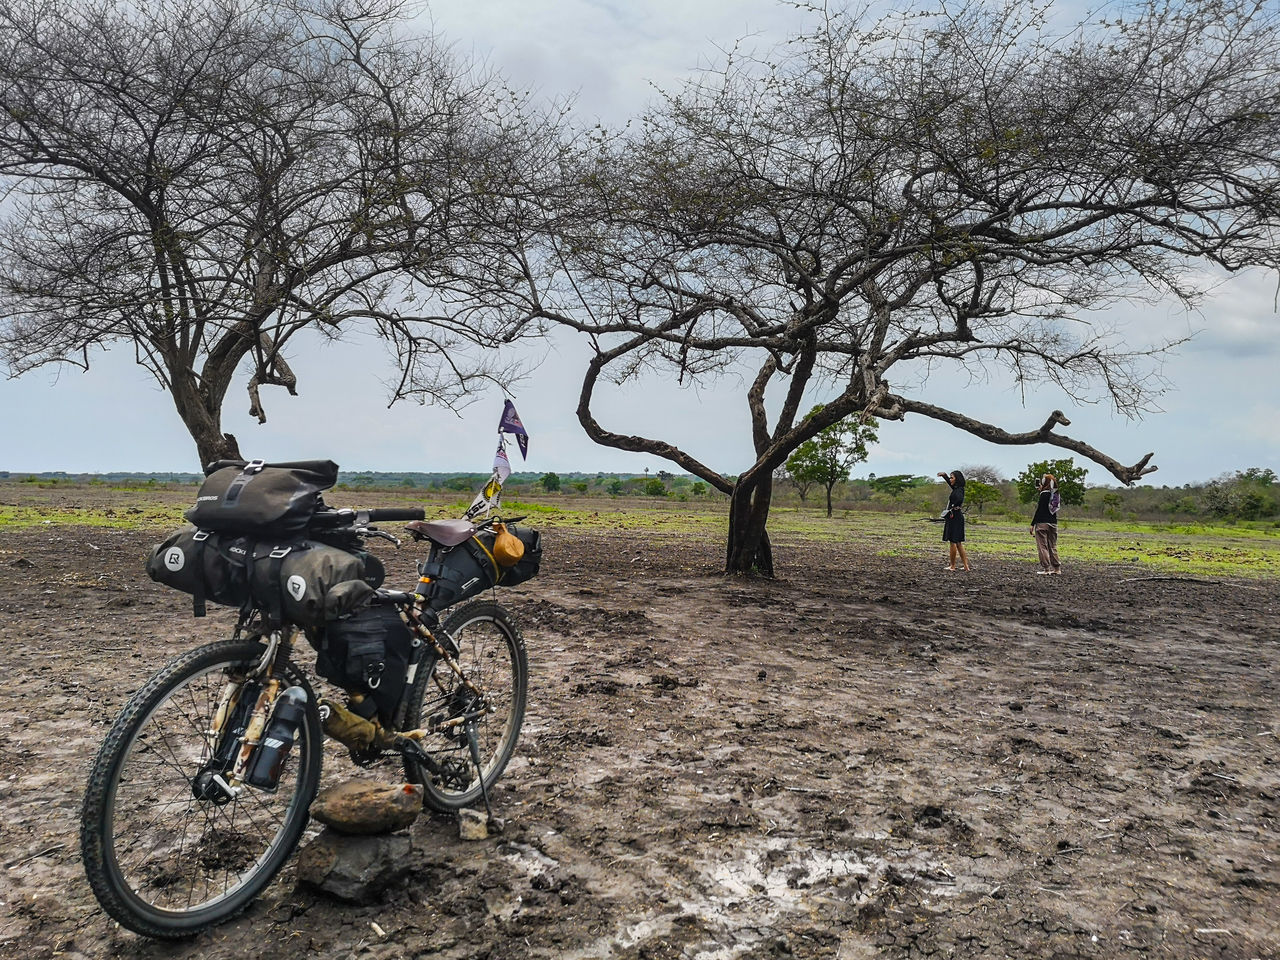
[357,526,401,547]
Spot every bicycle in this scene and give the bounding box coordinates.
[79,506,536,939]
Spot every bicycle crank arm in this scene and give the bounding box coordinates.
[392,735,446,778]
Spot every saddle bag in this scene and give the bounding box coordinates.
[311,603,413,724]
[415,524,542,611]
[185,459,339,538]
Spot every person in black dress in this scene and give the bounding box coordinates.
[938,470,971,571]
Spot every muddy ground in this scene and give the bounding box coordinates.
[0,515,1277,960]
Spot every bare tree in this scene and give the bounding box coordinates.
[532,0,1280,575]
[772,464,813,503]
[0,0,554,465]
[960,465,1005,485]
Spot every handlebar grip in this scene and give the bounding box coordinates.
[365,507,426,522]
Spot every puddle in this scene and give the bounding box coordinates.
[498,840,560,877]
[565,834,975,960]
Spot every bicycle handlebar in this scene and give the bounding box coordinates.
[309,506,425,529]
[365,508,426,522]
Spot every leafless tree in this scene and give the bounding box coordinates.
[532,0,1280,575]
[0,0,557,466]
[960,465,1005,485]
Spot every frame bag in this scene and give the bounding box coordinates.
[312,604,413,724]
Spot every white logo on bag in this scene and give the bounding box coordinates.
[286,575,307,601]
[164,548,185,572]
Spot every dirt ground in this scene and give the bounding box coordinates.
[0,516,1277,960]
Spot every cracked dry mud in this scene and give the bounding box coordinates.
[0,520,1276,960]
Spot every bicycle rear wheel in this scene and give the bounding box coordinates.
[80,639,321,938]
[402,601,528,812]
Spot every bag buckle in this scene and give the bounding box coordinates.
[244,459,267,474]
[268,546,292,559]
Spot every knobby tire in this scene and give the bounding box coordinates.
[402,601,528,812]
[80,639,322,939]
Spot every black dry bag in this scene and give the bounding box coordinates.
[185,459,339,538]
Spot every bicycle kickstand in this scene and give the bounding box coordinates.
[463,719,497,827]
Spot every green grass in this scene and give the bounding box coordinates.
[2,481,1275,578]
[0,505,186,530]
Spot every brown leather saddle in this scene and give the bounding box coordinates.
[403,517,477,547]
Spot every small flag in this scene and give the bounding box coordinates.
[465,473,503,520]
[493,439,512,484]
[465,404,527,519]
[499,399,528,460]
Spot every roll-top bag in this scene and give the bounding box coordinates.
[146,527,375,626]
[185,458,339,538]
[415,524,542,610]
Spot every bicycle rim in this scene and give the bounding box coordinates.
[404,601,527,811]
[82,641,320,937]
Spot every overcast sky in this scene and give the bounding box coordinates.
[1,1,1276,486]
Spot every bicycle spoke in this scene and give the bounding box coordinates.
[85,642,320,933]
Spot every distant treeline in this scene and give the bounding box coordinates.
[4,467,1277,523]
[0,469,671,488]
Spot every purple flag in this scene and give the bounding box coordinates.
[499,399,528,459]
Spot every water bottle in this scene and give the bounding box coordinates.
[244,686,308,790]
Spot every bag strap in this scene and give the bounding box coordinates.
[190,530,211,617]
[244,542,306,627]
[468,535,505,584]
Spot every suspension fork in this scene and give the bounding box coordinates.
[201,628,299,791]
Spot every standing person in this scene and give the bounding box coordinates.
[937,470,971,572]
[1030,473,1062,575]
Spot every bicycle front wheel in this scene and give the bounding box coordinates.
[80,639,322,939]
[402,601,528,812]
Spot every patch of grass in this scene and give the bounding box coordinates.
[3,481,1276,577]
[0,505,184,531]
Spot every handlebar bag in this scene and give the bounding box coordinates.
[415,524,542,611]
[147,528,252,614]
[250,541,372,628]
[148,527,375,626]
[185,459,339,537]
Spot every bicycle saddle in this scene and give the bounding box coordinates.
[404,518,477,547]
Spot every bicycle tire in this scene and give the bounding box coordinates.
[80,639,322,939]
[401,600,528,812]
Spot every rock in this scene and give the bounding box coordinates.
[310,780,423,835]
[458,807,488,841]
[9,557,34,569]
[296,828,412,903]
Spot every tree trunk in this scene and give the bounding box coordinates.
[725,475,775,576]
[825,483,834,518]
[170,368,242,469]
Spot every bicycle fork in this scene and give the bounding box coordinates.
[194,631,295,803]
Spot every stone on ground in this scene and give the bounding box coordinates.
[310,779,423,835]
[296,829,412,903]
